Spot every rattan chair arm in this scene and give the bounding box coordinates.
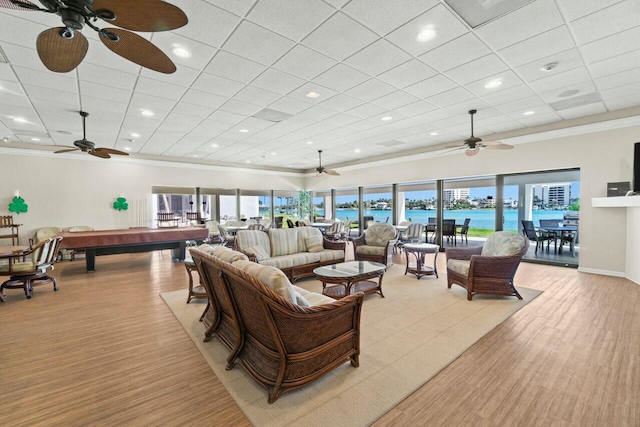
[323,238,346,251]
[351,234,366,246]
[445,246,482,260]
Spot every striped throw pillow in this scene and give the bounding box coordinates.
[305,235,324,253]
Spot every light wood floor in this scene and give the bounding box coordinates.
[1,250,637,426]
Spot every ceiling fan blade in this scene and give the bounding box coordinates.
[465,147,480,157]
[444,144,466,148]
[326,169,340,176]
[95,147,130,156]
[54,148,80,154]
[93,0,188,32]
[485,142,514,150]
[99,28,176,74]
[36,28,89,73]
[316,172,323,177]
[89,150,111,159]
[0,0,39,10]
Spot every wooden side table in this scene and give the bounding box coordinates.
[184,258,207,303]
[403,243,439,279]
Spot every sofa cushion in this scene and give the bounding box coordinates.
[260,252,321,270]
[212,245,249,263]
[269,228,300,257]
[364,223,397,247]
[305,235,324,253]
[447,259,470,277]
[245,245,270,261]
[235,230,271,257]
[233,260,296,304]
[197,244,216,255]
[355,245,385,256]
[292,285,335,306]
[294,291,311,307]
[481,231,525,257]
[316,249,345,262]
[297,226,323,252]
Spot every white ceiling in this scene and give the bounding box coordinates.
[0,0,639,171]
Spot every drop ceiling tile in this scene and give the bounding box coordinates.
[345,79,396,102]
[129,93,177,112]
[149,32,218,71]
[580,25,640,64]
[475,0,564,51]
[600,81,640,100]
[181,89,228,109]
[444,100,492,116]
[251,68,306,94]
[588,48,640,78]
[173,0,240,48]
[0,92,31,109]
[302,12,379,61]
[268,97,313,115]
[529,66,592,94]
[0,43,48,74]
[272,45,337,80]
[604,93,640,110]
[13,66,77,93]
[233,85,281,106]
[482,84,536,106]
[557,0,624,22]
[377,59,437,89]
[538,80,597,104]
[191,72,244,98]
[202,0,255,17]
[223,20,295,66]
[497,95,545,113]
[77,62,137,91]
[80,81,131,104]
[324,113,361,127]
[370,91,420,109]
[0,79,25,97]
[205,51,267,84]
[394,101,437,117]
[555,102,608,119]
[498,26,576,68]
[289,83,338,104]
[140,64,201,88]
[419,33,491,73]
[345,103,390,119]
[297,105,340,121]
[571,0,639,45]
[595,67,640,90]
[404,74,458,98]
[516,110,561,126]
[466,70,524,97]
[172,102,215,119]
[0,16,46,49]
[446,54,509,86]
[247,0,335,41]
[319,94,363,112]
[83,43,142,75]
[313,64,369,92]
[342,0,438,35]
[385,4,468,57]
[514,48,585,83]
[344,39,412,76]
[135,77,188,101]
[219,99,263,116]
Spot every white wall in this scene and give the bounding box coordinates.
[305,125,639,276]
[0,150,303,243]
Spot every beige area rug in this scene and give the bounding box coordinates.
[161,265,541,426]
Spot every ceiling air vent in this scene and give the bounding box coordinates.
[376,140,406,148]
[549,93,602,111]
[252,108,294,123]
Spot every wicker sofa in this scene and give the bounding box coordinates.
[234,227,345,282]
[190,245,363,403]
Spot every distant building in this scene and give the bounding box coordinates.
[532,184,571,207]
[443,188,469,207]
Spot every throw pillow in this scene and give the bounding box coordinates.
[294,291,311,307]
[245,244,270,261]
[233,260,296,304]
[305,235,324,253]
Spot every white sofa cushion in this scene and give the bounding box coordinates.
[481,231,526,256]
[447,259,470,277]
[235,230,271,257]
[270,228,300,257]
[212,245,249,263]
[296,226,322,252]
[292,285,335,306]
[233,260,296,304]
[355,245,385,256]
[245,245,270,261]
[260,252,321,270]
[316,249,345,262]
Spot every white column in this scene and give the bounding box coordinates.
[324,196,333,219]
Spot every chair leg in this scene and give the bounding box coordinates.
[24,279,32,299]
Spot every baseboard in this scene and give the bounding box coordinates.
[625,275,640,286]
[577,267,625,277]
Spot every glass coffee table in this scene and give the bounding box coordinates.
[314,261,386,299]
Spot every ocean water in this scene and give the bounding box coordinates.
[314,209,568,231]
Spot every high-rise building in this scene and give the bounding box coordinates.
[532,184,571,207]
[443,189,470,206]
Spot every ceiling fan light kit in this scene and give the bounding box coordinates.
[443,109,514,157]
[3,0,187,73]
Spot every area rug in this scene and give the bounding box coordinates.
[161,265,541,426]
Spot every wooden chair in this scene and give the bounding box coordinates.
[1,236,63,299]
[445,231,529,301]
[157,212,179,227]
[185,212,200,225]
[426,217,436,242]
[0,215,21,245]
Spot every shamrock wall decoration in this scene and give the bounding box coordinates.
[9,196,28,214]
[113,197,128,211]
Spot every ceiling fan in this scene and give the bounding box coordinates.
[316,150,339,176]
[53,111,129,159]
[0,0,187,74]
[444,109,514,156]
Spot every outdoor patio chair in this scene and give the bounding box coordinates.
[442,219,457,245]
[521,220,553,254]
[459,218,471,243]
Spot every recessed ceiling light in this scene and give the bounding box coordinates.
[430,132,438,136]
[246,160,251,163]
[239,129,249,133]
[381,116,393,121]
[123,147,132,151]
[171,46,191,58]
[523,110,535,116]
[307,141,314,144]
[354,148,361,153]
[211,143,218,147]
[130,132,140,138]
[30,137,40,141]
[2,136,10,143]
[287,165,292,167]
[416,26,437,42]
[270,152,277,155]
[140,109,154,117]
[13,117,27,123]
[540,62,558,72]
[484,79,503,89]
[191,154,199,158]
[306,91,320,98]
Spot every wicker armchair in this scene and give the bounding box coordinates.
[190,248,363,403]
[446,231,529,301]
[352,222,398,266]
